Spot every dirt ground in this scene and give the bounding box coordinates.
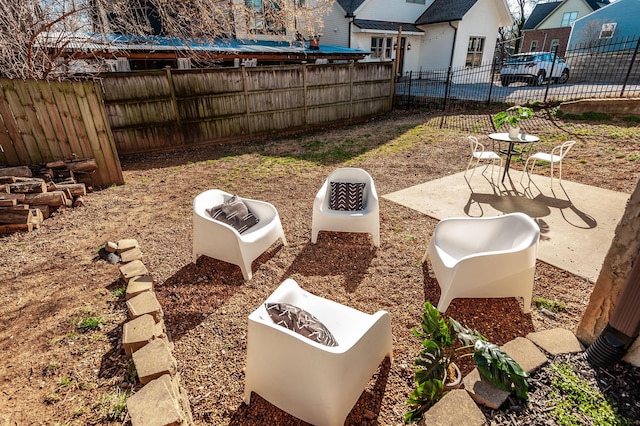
[1,107,639,425]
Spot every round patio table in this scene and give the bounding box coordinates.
[488,132,540,183]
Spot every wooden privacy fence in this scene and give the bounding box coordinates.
[0,78,124,187]
[99,62,395,155]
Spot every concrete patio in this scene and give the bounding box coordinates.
[383,167,631,282]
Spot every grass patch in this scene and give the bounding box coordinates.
[549,363,631,426]
[96,389,129,422]
[111,284,126,299]
[622,115,640,123]
[627,153,640,161]
[562,111,613,121]
[533,297,567,313]
[77,316,106,332]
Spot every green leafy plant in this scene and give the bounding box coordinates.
[492,105,534,130]
[405,302,529,423]
[77,316,106,332]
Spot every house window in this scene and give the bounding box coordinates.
[370,37,392,59]
[245,0,285,34]
[550,39,559,52]
[600,23,617,38]
[466,36,485,67]
[406,0,426,3]
[561,11,578,27]
[530,40,538,51]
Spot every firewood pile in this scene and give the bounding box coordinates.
[0,159,97,234]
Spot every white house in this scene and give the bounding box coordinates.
[320,0,513,76]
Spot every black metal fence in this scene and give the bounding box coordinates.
[395,35,640,109]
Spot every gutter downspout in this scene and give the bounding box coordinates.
[346,11,355,49]
[584,250,640,367]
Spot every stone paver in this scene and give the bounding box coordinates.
[462,368,510,409]
[127,374,185,426]
[120,260,148,281]
[527,328,584,355]
[117,238,140,252]
[123,314,157,356]
[422,389,486,426]
[623,336,640,367]
[126,291,163,323]
[501,337,548,374]
[126,274,154,300]
[120,246,143,263]
[132,339,177,385]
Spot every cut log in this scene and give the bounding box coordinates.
[0,199,17,207]
[67,159,98,173]
[9,179,47,193]
[45,160,66,169]
[0,206,33,224]
[31,204,50,219]
[23,191,66,207]
[0,166,32,178]
[0,176,17,184]
[0,193,26,202]
[73,196,85,208]
[0,183,9,193]
[55,183,86,197]
[52,169,73,181]
[0,223,33,233]
[30,208,44,226]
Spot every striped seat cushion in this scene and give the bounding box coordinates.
[206,195,259,234]
[329,181,365,211]
[265,302,338,347]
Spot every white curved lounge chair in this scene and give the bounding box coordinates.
[422,212,540,313]
[311,167,380,247]
[192,189,287,280]
[244,278,392,426]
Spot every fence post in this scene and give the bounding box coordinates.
[241,64,252,137]
[407,70,413,108]
[164,66,183,144]
[349,61,354,121]
[487,60,497,105]
[302,62,308,126]
[443,66,452,111]
[543,49,558,103]
[621,37,640,97]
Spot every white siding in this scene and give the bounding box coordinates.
[355,0,433,23]
[538,0,593,29]
[319,2,351,46]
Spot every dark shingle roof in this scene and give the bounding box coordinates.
[353,19,424,33]
[522,2,562,30]
[585,0,610,10]
[415,0,478,25]
[523,0,610,30]
[336,0,367,15]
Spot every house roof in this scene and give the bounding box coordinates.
[415,0,478,25]
[336,0,367,15]
[60,33,370,61]
[353,19,424,34]
[523,0,610,30]
[522,2,562,30]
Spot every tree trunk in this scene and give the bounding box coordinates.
[54,183,86,197]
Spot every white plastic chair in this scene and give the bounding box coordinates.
[244,278,392,426]
[465,135,503,180]
[422,212,540,313]
[192,189,287,280]
[521,140,576,187]
[311,167,380,247]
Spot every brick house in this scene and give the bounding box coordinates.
[521,0,610,57]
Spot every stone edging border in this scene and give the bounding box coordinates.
[108,238,194,426]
